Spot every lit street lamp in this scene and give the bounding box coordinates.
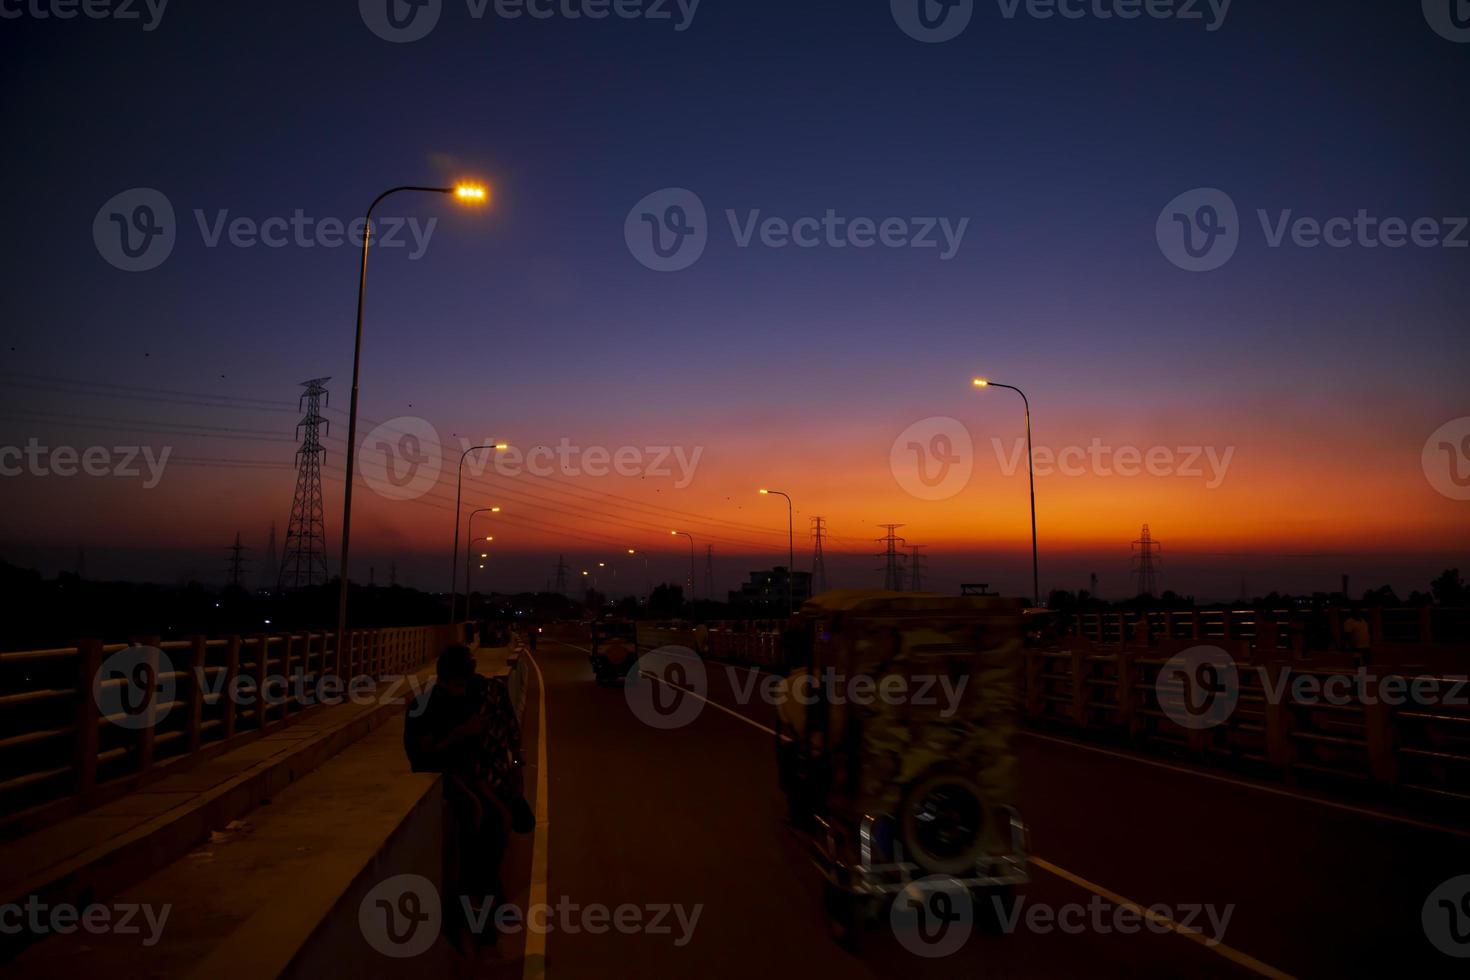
[463,507,500,616]
[973,378,1039,606]
[670,531,696,607]
[449,446,507,623]
[336,181,489,660]
[759,489,795,616]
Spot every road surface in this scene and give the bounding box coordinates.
[516,639,1469,978]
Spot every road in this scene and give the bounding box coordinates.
[519,638,1469,979]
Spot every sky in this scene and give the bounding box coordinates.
[0,0,1466,600]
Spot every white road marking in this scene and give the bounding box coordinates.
[522,650,550,980]
[1030,857,1295,979]
[1021,730,1470,841]
[627,646,1297,979]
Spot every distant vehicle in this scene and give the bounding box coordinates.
[774,590,1030,949]
[588,620,640,685]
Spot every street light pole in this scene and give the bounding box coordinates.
[760,489,795,616]
[463,507,499,617]
[449,445,506,623]
[335,182,487,664]
[974,378,1039,606]
[671,531,695,609]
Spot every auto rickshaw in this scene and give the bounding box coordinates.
[773,590,1030,948]
[589,619,640,685]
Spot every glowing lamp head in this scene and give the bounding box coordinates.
[627,549,636,555]
[759,488,770,495]
[494,443,509,451]
[454,183,488,203]
[491,506,501,512]
[973,378,990,388]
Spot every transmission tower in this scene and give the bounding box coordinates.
[875,524,907,591]
[278,378,331,591]
[704,545,714,601]
[553,554,569,595]
[1131,524,1162,597]
[810,517,829,593]
[225,531,249,589]
[909,544,927,592]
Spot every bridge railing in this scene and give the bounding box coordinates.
[1023,642,1470,804]
[639,623,1467,805]
[0,624,456,837]
[1074,605,1470,649]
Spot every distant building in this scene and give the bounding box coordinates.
[729,566,812,611]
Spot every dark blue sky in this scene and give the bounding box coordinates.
[1,1,1466,598]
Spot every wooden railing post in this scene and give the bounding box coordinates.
[1364,673,1396,787]
[74,639,102,799]
[1071,649,1087,726]
[1118,651,1136,737]
[187,636,206,754]
[223,635,240,740]
[1263,662,1290,774]
[137,638,161,776]
[254,634,269,729]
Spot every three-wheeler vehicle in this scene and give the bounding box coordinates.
[773,590,1030,948]
[588,619,640,685]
